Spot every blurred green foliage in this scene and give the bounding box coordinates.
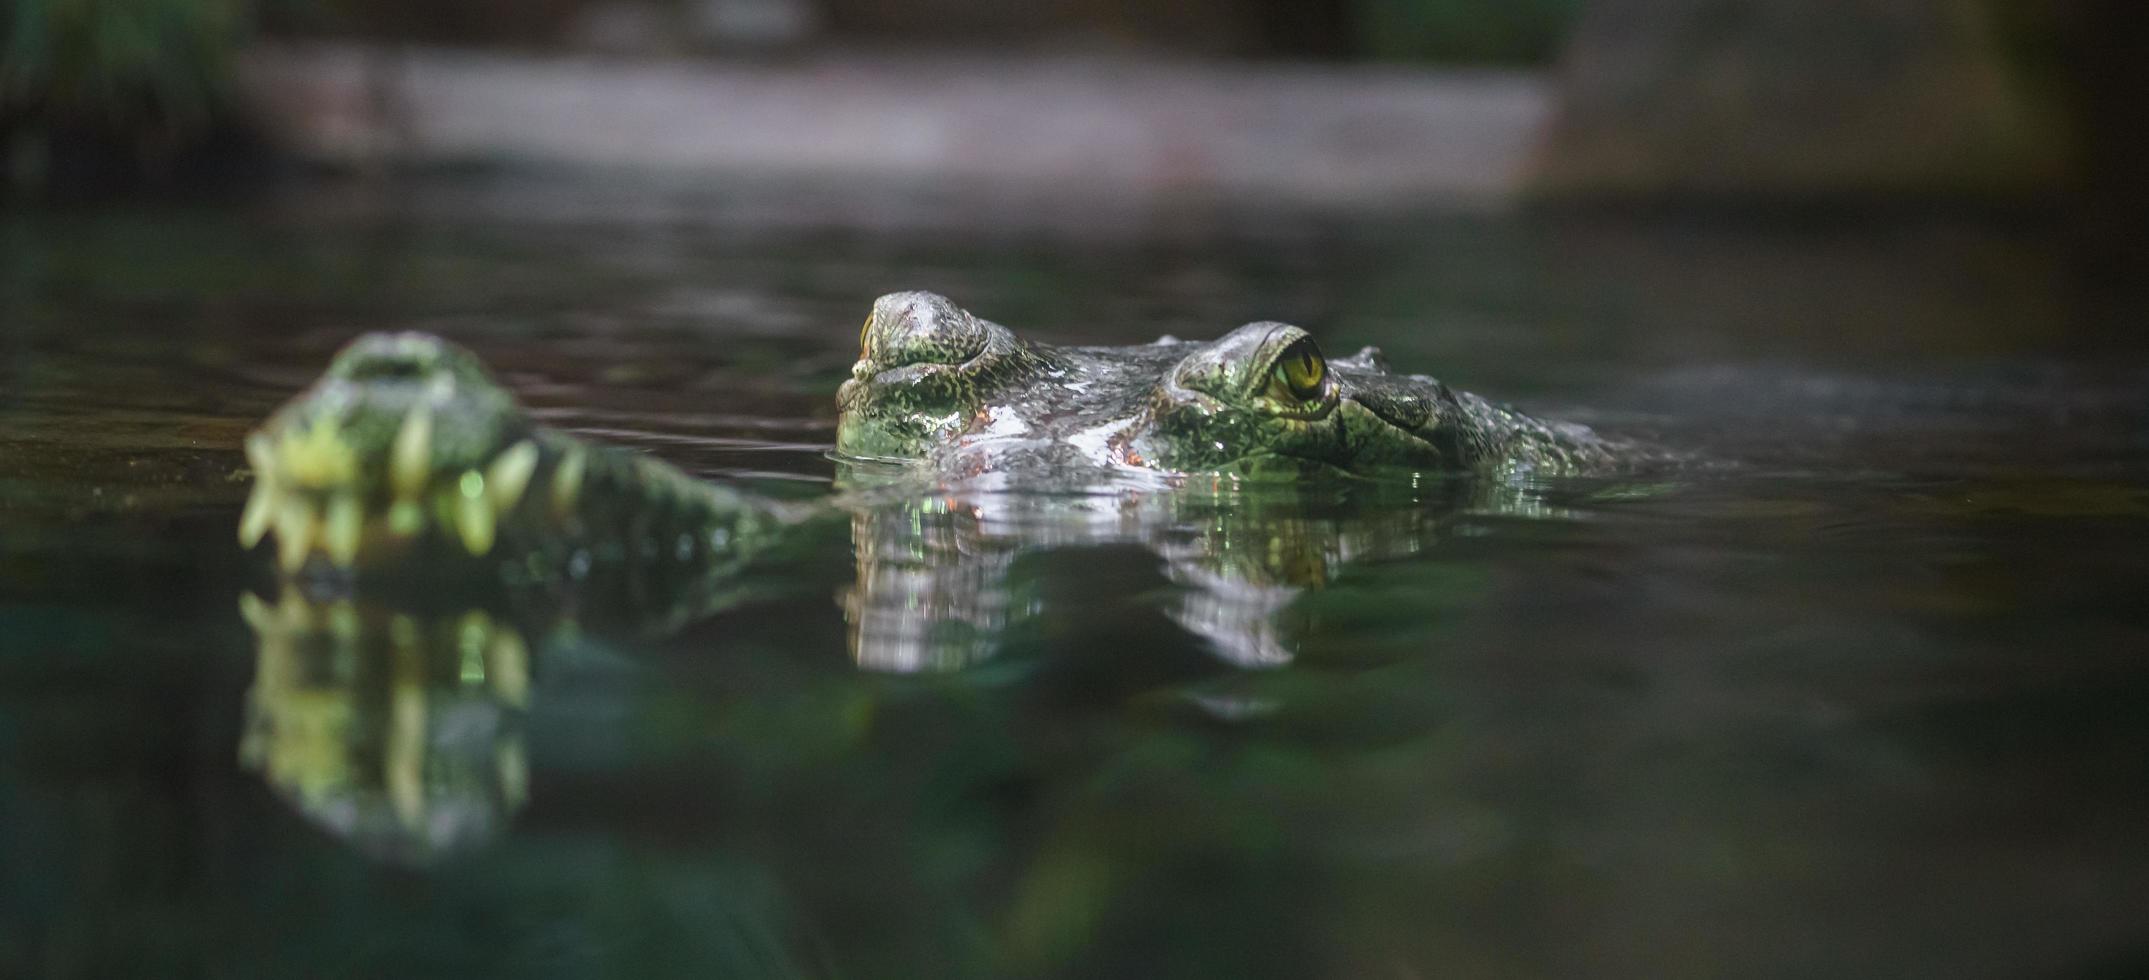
[1353,0,1582,63]
[1,0,254,133]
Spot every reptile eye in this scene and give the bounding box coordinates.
[1268,338,1327,403]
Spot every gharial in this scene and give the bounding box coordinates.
[238,290,1625,574]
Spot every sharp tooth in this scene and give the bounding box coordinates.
[244,433,274,476]
[238,592,273,632]
[551,447,585,518]
[275,498,318,574]
[282,414,353,489]
[238,479,277,548]
[387,651,427,830]
[391,404,433,500]
[487,628,530,708]
[239,433,280,547]
[324,493,363,566]
[487,441,539,513]
[455,481,496,556]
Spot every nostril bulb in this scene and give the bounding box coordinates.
[329,333,455,382]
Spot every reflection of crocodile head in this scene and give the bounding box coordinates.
[837,482,1525,673]
[238,589,532,864]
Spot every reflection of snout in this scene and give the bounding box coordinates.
[238,588,532,865]
[841,564,1007,674]
[1165,567,1298,669]
[840,506,1008,673]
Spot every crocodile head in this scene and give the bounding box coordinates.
[241,332,548,572]
[834,291,1558,480]
[246,292,1611,572]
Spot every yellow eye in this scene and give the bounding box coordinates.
[859,314,875,356]
[1269,339,1326,402]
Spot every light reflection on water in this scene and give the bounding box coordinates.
[5,186,2149,978]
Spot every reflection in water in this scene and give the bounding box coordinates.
[841,481,1514,672]
[841,498,1013,674]
[239,589,533,863]
[240,474,1560,860]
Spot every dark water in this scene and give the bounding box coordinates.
[4,183,2149,979]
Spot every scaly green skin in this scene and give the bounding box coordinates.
[837,291,1616,481]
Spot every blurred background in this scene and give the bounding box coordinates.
[3,0,2141,215]
[8,0,2147,341]
[7,0,2144,345]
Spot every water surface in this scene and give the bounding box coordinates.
[4,182,2148,979]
